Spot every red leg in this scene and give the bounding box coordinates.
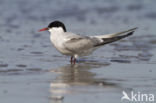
[73,58,76,64]
[70,56,73,63]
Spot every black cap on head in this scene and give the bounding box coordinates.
[48,21,66,32]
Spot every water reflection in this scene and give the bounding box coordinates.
[49,62,119,103]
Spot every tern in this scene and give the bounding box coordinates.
[39,21,137,63]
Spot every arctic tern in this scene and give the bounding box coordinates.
[39,21,137,63]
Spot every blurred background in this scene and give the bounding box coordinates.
[0,0,156,103]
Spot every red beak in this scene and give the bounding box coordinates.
[38,28,48,32]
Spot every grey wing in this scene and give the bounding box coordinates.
[63,36,101,53]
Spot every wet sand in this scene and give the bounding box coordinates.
[0,0,156,103]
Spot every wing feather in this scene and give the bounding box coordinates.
[63,36,100,53]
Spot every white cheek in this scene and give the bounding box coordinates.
[49,27,64,33]
[49,29,53,33]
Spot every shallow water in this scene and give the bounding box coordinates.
[0,0,156,103]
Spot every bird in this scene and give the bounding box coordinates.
[39,21,137,64]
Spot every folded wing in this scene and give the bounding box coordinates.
[63,27,137,53]
[63,36,101,53]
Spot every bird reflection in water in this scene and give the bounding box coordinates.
[49,62,118,103]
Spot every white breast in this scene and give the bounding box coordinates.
[49,27,73,55]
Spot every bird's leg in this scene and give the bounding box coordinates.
[73,58,76,64]
[70,56,73,63]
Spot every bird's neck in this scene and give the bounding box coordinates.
[49,28,66,41]
[49,28,66,49]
